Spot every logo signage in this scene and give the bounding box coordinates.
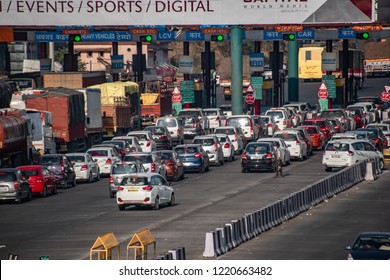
[245,94,255,105]
[172,93,182,103]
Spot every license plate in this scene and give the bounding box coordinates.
[331,155,341,158]
[251,156,263,160]
[128,188,138,192]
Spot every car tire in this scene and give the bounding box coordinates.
[325,167,332,172]
[41,186,47,198]
[51,184,58,195]
[88,172,93,183]
[153,197,160,210]
[118,205,125,211]
[168,193,175,206]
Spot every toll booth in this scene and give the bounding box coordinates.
[126,228,156,260]
[90,232,120,260]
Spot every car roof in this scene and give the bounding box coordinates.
[274,130,299,135]
[328,139,363,143]
[66,153,87,156]
[175,144,201,148]
[125,152,150,156]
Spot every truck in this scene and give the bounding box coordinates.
[364,58,390,77]
[76,88,103,148]
[88,82,140,138]
[0,109,31,167]
[23,88,86,153]
[25,109,56,154]
[140,92,173,127]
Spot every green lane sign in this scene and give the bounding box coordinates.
[180,80,195,104]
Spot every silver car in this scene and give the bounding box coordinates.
[109,161,145,198]
[66,153,100,183]
[86,147,122,176]
[123,152,167,178]
[193,135,224,166]
[0,168,32,204]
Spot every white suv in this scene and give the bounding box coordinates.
[225,115,259,142]
[265,108,292,131]
[126,131,157,153]
[192,135,224,166]
[155,116,184,145]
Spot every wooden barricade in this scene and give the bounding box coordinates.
[90,232,120,260]
[126,228,156,260]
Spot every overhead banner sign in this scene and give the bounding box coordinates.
[0,0,376,26]
[35,31,132,42]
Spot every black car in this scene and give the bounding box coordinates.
[144,126,172,150]
[241,142,276,173]
[345,232,390,260]
[0,168,32,203]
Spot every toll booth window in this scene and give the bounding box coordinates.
[305,50,312,61]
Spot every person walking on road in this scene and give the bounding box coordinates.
[274,142,283,177]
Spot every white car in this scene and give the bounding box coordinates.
[193,135,224,166]
[260,115,277,136]
[86,147,121,176]
[215,133,235,162]
[123,152,167,178]
[116,173,175,210]
[225,115,259,142]
[273,130,307,161]
[112,136,143,153]
[126,131,157,153]
[66,153,100,182]
[322,139,385,172]
[155,116,185,145]
[257,138,291,166]
[265,108,292,131]
[215,126,245,155]
[203,108,226,131]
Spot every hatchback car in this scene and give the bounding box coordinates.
[109,161,145,198]
[215,126,246,154]
[86,147,122,176]
[39,154,77,188]
[241,142,277,173]
[257,138,291,166]
[0,168,32,203]
[123,152,167,178]
[174,144,210,173]
[345,232,390,260]
[155,116,185,144]
[143,126,173,150]
[273,130,307,161]
[116,173,175,210]
[17,165,57,197]
[215,133,235,162]
[155,150,185,181]
[322,139,385,172]
[66,153,100,183]
[126,131,157,153]
[193,135,224,166]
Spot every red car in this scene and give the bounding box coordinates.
[302,125,326,150]
[303,118,334,141]
[155,150,185,181]
[17,165,57,197]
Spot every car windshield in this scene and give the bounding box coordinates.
[0,172,16,181]
[87,150,108,157]
[128,134,147,141]
[121,176,149,186]
[274,133,297,141]
[112,164,138,174]
[114,138,133,145]
[67,156,85,162]
[40,156,61,165]
[368,125,388,132]
[123,155,152,163]
[193,138,214,146]
[326,142,350,151]
[246,144,270,154]
[156,119,177,127]
[178,111,199,117]
[184,117,197,125]
[261,117,271,124]
[175,147,197,154]
[266,111,284,119]
[21,169,39,177]
[215,128,235,135]
[358,129,378,139]
[353,236,390,251]
[203,110,217,116]
[227,117,249,126]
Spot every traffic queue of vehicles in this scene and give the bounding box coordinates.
[1,97,388,208]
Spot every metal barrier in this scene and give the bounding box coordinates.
[203,157,383,258]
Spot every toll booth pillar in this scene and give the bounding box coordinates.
[287,40,299,103]
[230,27,243,115]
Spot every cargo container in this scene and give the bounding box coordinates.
[88,82,140,138]
[24,88,86,153]
[0,109,31,167]
[43,71,106,89]
[76,88,103,148]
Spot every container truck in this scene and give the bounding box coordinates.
[23,88,86,153]
[25,109,56,154]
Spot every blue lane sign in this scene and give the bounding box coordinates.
[35,31,132,42]
[157,31,175,41]
[263,30,282,40]
[296,30,315,40]
[111,55,124,74]
[186,32,204,41]
[249,53,264,72]
[338,28,356,39]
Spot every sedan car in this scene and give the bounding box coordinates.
[39,154,77,188]
[144,126,173,150]
[155,150,185,181]
[116,173,175,210]
[123,152,167,178]
[174,144,210,173]
[0,168,32,203]
[241,142,277,173]
[345,232,390,260]
[109,161,145,198]
[66,153,100,183]
[86,147,122,176]
[17,165,57,197]
[215,133,235,162]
